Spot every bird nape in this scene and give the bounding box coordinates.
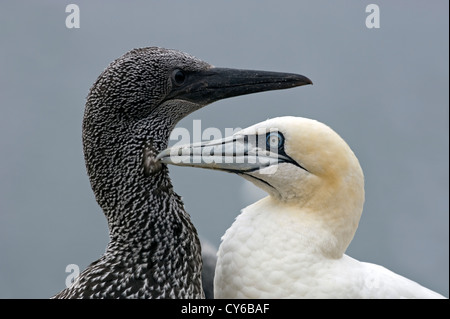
[158,116,446,299]
[52,47,311,299]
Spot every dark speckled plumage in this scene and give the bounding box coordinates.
[54,48,207,298]
[52,47,311,299]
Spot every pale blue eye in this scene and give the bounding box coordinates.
[266,132,284,149]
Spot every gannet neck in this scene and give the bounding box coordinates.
[250,195,360,259]
[215,197,344,298]
[266,164,365,258]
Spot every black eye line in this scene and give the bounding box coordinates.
[237,172,276,190]
[246,132,309,173]
[278,153,309,172]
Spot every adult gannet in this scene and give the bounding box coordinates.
[157,116,445,299]
[52,49,312,299]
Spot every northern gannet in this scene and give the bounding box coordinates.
[52,48,312,298]
[157,116,445,299]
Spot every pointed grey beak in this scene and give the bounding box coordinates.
[156,134,296,173]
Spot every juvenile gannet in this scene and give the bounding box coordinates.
[52,49,312,299]
[157,116,446,299]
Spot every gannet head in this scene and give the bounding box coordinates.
[158,116,365,256]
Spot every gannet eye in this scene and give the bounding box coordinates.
[266,132,284,150]
[171,69,186,86]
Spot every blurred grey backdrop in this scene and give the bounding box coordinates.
[0,1,448,298]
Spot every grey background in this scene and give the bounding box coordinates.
[0,1,448,298]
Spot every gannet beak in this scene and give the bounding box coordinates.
[166,67,312,105]
[156,134,295,173]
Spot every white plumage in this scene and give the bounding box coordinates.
[215,197,443,298]
[158,116,445,299]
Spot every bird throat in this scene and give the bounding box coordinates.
[142,139,163,176]
[83,114,204,297]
